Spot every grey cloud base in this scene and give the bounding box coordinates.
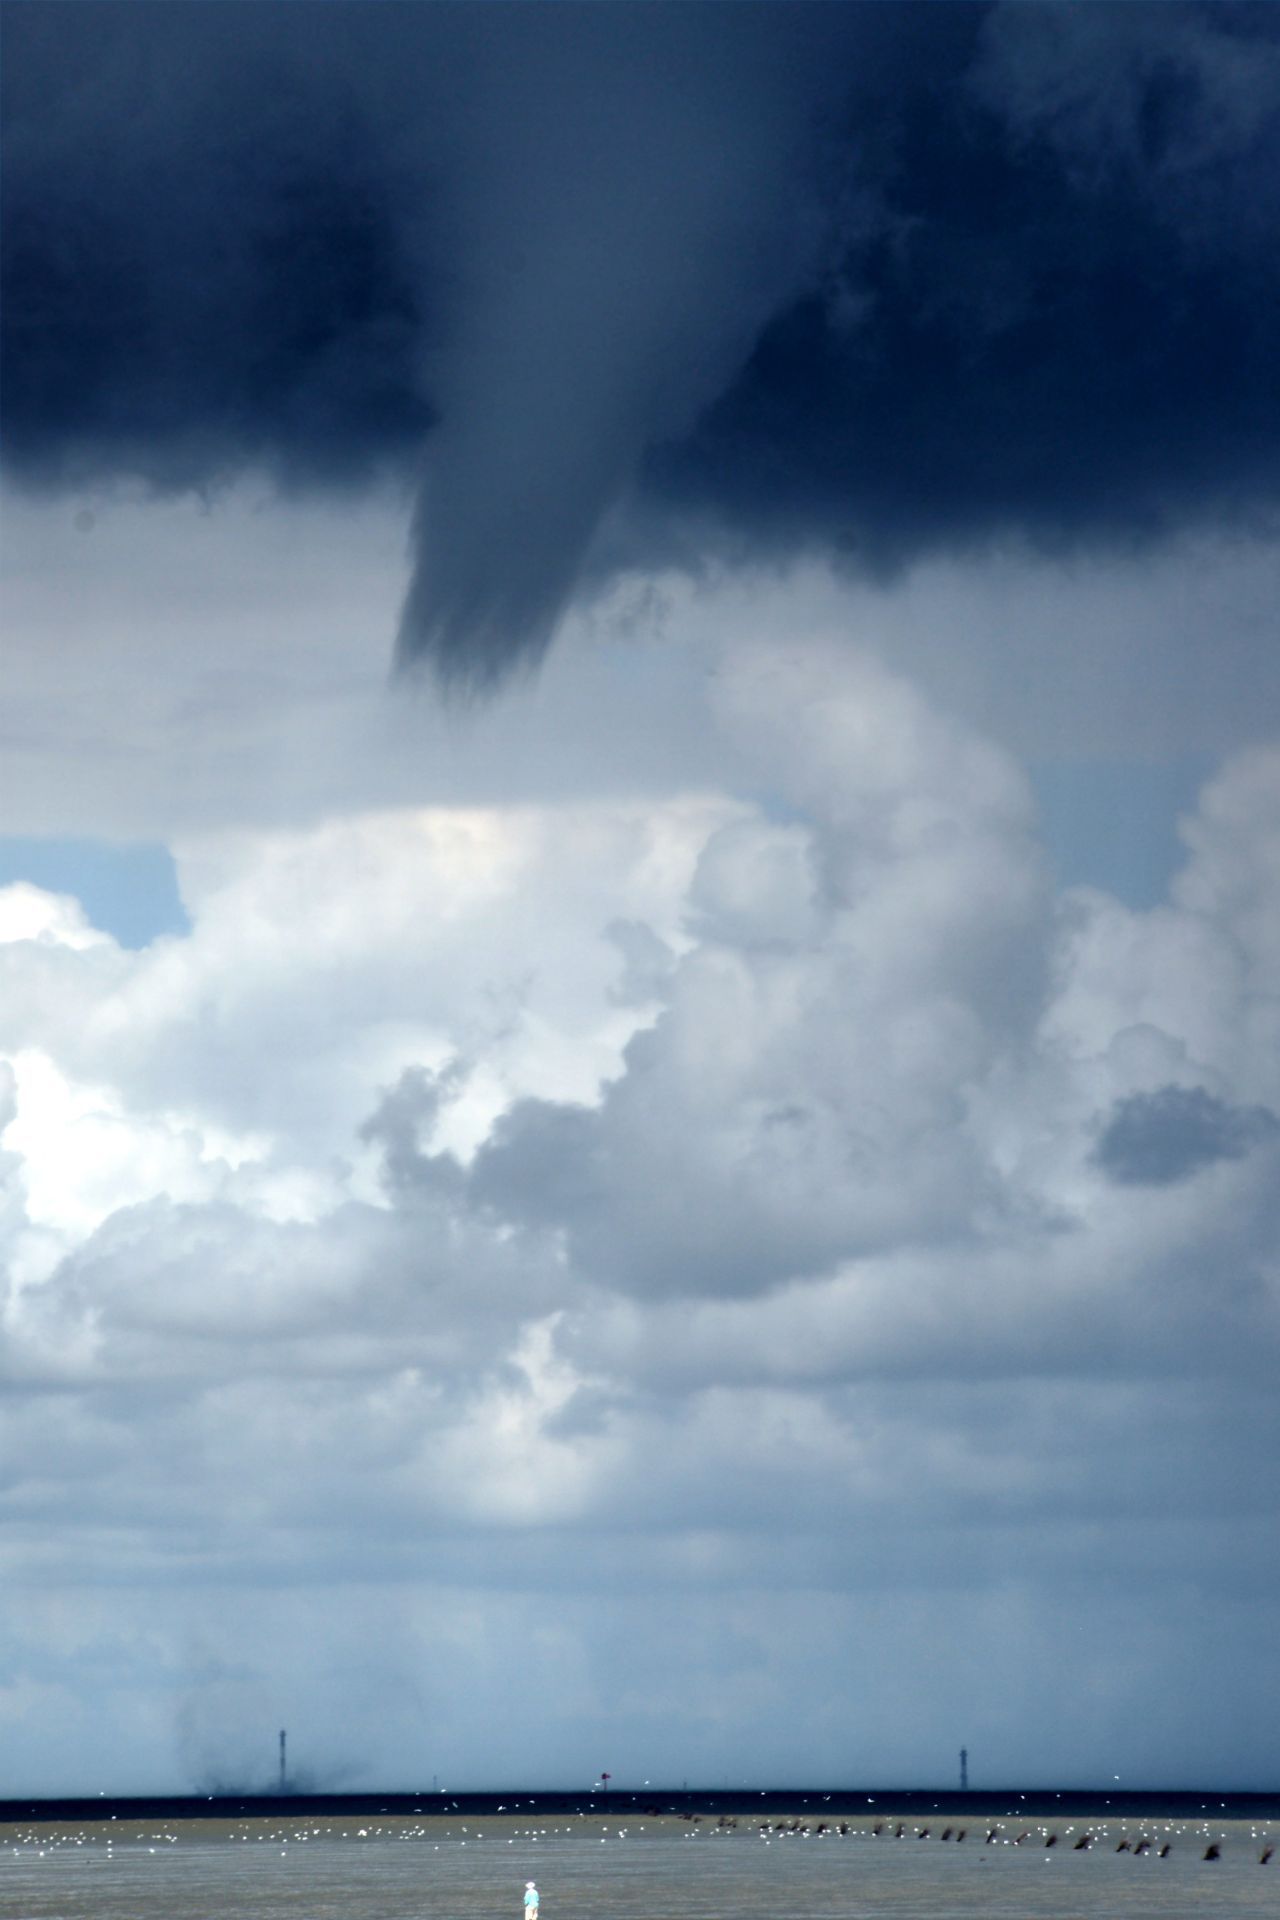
[5,3,1280,679]
[1095,1084,1280,1186]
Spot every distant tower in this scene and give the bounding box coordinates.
[279,1729,287,1794]
[959,1747,968,1791]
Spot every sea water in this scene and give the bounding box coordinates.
[4,1810,1278,1920]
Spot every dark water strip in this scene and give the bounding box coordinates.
[5,1785,1278,1824]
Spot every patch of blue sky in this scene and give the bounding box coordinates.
[0,837,189,948]
[1029,754,1215,911]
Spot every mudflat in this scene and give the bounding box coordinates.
[4,1806,1278,1919]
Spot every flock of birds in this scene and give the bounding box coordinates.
[738,1814,1275,1862]
[5,1809,1276,1867]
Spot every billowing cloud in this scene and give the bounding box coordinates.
[3,634,1278,1788]
[5,3,1280,679]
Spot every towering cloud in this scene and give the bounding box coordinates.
[3,628,1279,1788]
[5,2,1280,681]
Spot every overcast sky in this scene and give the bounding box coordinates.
[2,2,1279,1797]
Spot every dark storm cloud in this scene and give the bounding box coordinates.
[4,3,1280,679]
[1,4,437,491]
[1095,1083,1280,1186]
[649,6,1280,571]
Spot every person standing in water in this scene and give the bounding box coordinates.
[524,1880,540,1917]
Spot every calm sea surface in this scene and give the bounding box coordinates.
[4,1810,1278,1920]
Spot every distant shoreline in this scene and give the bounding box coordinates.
[3,1785,1278,1824]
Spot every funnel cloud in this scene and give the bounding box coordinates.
[5,3,1280,681]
